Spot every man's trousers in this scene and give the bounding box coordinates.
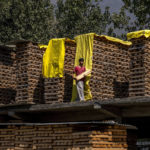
[76,80,85,101]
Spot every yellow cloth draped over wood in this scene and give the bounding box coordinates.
[71,33,94,101]
[98,35,132,46]
[38,44,48,49]
[42,38,65,78]
[127,30,150,40]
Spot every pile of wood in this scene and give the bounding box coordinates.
[129,37,150,97]
[15,126,34,150]
[90,125,128,149]
[70,124,130,150]
[91,36,130,100]
[44,78,64,103]
[0,46,16,104]
[0,126,15,150]
[44,40,76,103]
[33,125,54,149]
[50,124,73,150]
[0,123,137,150]
[15,42,43,104]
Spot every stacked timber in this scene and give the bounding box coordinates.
[44,78,64,103]
[129,37,150,97]
[90,125,128,149]
[44,40,76,103]
[15,126,34,150]
[0,46,16,104]
[71,124,128,150]
[0,126,15,150]
[51,124,73,149]
[33,125,54,149]
[0,123,137,150]
[91,36,130,100]
[15,42,43,104]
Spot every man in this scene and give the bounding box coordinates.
[73,58,86,101]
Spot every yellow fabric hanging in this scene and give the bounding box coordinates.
[65,38,76,44]
[98,35,132,46]
[42,38,65,78]
[38,44,48,49]
[71,33,94,101]
[127,30,150,40]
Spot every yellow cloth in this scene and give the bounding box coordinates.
[38,44,48,49]
[127,30,150,40]
[71,33,94,101]
[42,38,65,78]
[98,35,132,46]
[65,38,76,44]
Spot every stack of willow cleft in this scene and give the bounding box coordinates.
[129,37,150,97]
[44,40,76,103]
[44,78,64,103]
[91,36,130,100]
[33,125,54,149]
[15,126,34,150]
[15,42,43,104]
[0,46,16,104]
[0,126,15,150]
[0,124,137,150]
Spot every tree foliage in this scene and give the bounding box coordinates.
[108,7,131,39]
[55,0,112,38]
[122,0,150,31]
[0,0,54,44]
[54,0,131,39]
[1,0,150,43]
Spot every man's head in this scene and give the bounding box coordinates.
[79,58,84,66]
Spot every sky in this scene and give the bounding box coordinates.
[100,0,123,13]
[51,0,124,12]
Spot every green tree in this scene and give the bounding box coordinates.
[122,0,150,31]
[0,0,54,44]
[0,0,6,8]
[55,0,132,40]
[108,7,131,39]
[55,0,112,38]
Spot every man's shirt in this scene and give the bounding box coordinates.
[74,66,86,81]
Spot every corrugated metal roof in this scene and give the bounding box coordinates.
[0,121,137,129]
